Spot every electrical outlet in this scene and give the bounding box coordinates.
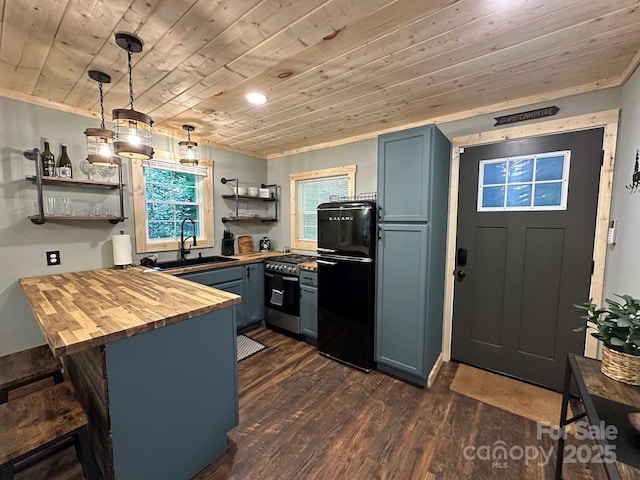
[46,250,60,266]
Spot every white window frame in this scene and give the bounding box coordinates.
[132,154,214,253]
[289,165,356,251]
[477,150,570,212]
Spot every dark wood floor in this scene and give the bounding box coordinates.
[196,328,605,480]
[17,328,606,479]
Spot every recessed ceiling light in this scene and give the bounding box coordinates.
[245,92,268,105]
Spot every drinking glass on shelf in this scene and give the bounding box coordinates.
[79,159,97,181]
[45,196,56,216]
[99,166,118,182]
[58,197,72,216]
[89,203,99,216]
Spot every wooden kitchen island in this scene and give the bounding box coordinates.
[19,268,241,480]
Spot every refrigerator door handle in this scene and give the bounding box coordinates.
[317,259,338,266]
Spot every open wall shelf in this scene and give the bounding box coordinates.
[220,179,278,225]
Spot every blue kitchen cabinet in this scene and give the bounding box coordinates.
[244,262,265,326]
[180,266,247,329]
[216,279,247,328]
[376,224,430,379]
[377,125,449,223]
[300,270,318,339]
[376,124,450,386]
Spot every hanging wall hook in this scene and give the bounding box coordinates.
[625,150,640,191]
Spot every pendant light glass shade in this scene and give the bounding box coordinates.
[112,109,153,159]
[179,125,198,165]
[85,70,120,166]
[112,32,153,160]
[85,128,120,166]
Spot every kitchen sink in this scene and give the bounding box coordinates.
[153,255,236,270]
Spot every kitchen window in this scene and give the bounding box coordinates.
[289,165,356,250]
[132,156,214,253]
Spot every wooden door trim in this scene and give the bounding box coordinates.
[442,109,619,362]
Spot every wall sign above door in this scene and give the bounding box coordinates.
[494,106,559,126]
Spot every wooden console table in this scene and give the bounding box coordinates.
[555,354,640,480]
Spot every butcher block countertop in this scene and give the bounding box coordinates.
[19,268,241,358]
[299,261,318,272]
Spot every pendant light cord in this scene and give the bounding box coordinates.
[127,47,134,110]
[98,80,106,130]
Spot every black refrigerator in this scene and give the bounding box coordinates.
[317,200,376,371]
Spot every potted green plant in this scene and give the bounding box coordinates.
[575,294,640,385]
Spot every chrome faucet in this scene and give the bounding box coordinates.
[180,218,197,260]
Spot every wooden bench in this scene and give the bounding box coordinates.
[0,345,63,403]
[0,382,99,479]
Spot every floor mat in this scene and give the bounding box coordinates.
[450,363,570,428]
[237,335,267,362]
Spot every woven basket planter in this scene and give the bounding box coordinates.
[601,346,640,385]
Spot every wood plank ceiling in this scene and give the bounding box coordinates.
[1,0,639,159]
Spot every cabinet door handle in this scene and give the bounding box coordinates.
[378,205,383,220]
[247,267,250,279]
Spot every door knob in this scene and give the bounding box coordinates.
[456,270,466,280]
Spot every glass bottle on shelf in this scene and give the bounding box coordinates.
[40,140,55,177]
[58,144,73,178]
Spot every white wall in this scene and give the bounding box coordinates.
[602,70,640,300]
[266,139,377,252]
[0,96,267,355]
[1,84,629,355]
[265,87,623,252]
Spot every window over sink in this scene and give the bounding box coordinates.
[289,165,355,251]
[131,154,214,253]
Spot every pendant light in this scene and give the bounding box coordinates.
[112,32,154,160]
[179,125,199,165]
[85,70,120,166]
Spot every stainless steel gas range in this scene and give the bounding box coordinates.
[264,254,315,334]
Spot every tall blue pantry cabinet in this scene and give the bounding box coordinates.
[376,125,451,386]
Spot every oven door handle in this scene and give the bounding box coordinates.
[265,272,299,282]
[317,259,338,266]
